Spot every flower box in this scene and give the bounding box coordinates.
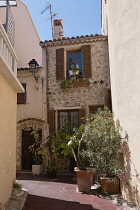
[72,80,89,88]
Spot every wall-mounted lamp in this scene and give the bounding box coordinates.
[28,59,39,84]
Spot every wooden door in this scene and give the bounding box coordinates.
[22,129,33,170]
[22,129,42,170]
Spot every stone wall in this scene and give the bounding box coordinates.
[16,119,46,170]
[47,39,110,119]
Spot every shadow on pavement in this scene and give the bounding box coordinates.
[24,194,100,210]
[17,173,77,185]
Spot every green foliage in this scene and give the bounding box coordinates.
[62,125,86,169]
[13,181,22,188]
[32,153,42,165]
[63,108,122,176]
[29,127,47,165]
[81,108,122,177]
[60,79,71,91]
[46,121,72,170]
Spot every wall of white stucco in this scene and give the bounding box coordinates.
[102,0,140,206]
[0,0,42,68]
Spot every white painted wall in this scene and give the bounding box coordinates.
[102,0,140,206]
[0,0,42,68]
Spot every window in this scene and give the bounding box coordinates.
[56,45,91,80]
[67,50,82,79]
[49,108,85,134]
[58,110,79,134]
[17,83,26,104]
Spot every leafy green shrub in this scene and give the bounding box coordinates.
[62,108,122,176]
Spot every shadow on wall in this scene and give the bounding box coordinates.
[121,133,140,207]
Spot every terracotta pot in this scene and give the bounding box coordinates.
[74,168,95,193]
[100,177,120,193]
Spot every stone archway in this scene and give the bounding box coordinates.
[16,118,46,170]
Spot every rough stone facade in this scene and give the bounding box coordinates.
[43,36,110,126]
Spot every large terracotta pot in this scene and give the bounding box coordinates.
[100,177,120,193]
[74,167,95,193]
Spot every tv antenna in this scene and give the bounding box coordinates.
[41,3,57,39]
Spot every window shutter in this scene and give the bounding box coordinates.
[104,88,112,111]
[79,108,86,125]
[49,109,55,134]
[82,45,91,78]
[56,48,65,80]
[17,83,26,104]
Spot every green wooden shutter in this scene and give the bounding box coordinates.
[79,108,86,125]
[49,109,55,134]
[104,88,112,111]
[56,48,65,80]
[17,83,26,104]
[82,45,92,78]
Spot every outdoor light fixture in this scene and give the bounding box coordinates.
[28,59,39,83]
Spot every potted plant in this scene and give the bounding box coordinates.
[31,154,42,176]
[81,108,122,193]
[61,125,96,193]
[62,108,123,193]
[69,67,80,76]
[29,128,46,175]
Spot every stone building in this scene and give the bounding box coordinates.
[40,21,111,140]
[102,0,140,207]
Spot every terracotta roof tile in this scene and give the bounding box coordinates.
[40,34,107,47]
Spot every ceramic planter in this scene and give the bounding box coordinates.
[100,177,120,193]
[32,165,42,176]
[69,70,79,76]
[74,167,95,193]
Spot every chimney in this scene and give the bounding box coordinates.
[53,19,63,40]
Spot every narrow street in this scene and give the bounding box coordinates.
[17,173,121,210]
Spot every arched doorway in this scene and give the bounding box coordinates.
[22,128,42,170]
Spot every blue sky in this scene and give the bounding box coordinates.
[21,0,101,41]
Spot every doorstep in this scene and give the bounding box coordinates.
[5,188,28,210]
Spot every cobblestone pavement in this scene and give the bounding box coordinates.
[16,173,125,210]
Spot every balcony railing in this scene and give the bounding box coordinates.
[0,21,17,75]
